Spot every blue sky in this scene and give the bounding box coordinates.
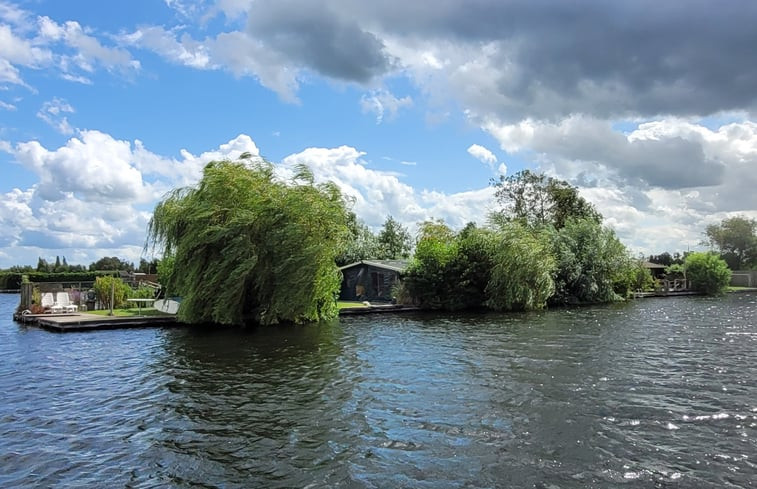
[1,0,756,268]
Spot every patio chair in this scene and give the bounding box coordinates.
[56,292,78,313]
[41,292,63,313]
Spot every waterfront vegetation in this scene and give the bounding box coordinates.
[147,158,351,326]
[3,161,746,324]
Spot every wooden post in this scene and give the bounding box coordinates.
[19,282,33,311]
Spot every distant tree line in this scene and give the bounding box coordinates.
[3,256,160,274]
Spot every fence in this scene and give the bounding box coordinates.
[731,270,757,287]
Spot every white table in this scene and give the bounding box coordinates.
[127,298,156,316]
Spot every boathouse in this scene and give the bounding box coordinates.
[339,260,409,302]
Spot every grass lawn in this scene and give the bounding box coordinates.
[728,286,757,292]
[88,308,174,317]
[337,301,368,310]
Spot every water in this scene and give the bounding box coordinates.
[1,293,755,488]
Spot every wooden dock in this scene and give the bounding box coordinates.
[14,312,178,332]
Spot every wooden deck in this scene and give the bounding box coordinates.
[14,312,178,332]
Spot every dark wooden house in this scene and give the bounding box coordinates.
[339,260,409,302]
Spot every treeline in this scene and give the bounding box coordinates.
[0,271,119,290]
[647,216,757,271]
[396,170,645,311]
[18,256,160,274]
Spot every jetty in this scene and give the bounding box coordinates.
[14,311,178,332]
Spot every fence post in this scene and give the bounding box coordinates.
[20,282,33,310]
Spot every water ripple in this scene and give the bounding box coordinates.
[1,293,755,488]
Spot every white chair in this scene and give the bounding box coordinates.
[41,292,63,313]
[56,292,78,313]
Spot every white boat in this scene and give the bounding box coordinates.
[153,298,181,315]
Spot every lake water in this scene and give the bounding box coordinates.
[1,292,755,488]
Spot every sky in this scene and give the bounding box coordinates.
[1,0,756,269]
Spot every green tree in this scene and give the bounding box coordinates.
[402,221,458,309]
[377,215,412,259]
[147,159,351,325]
[486,223,556,311]
[36,257,50,272]
[684,252,731,295]
[491,169,601,229]
[549,218,634,304]
[89,256,135,271]
[137,258,159,274]
[448,224,496,310]
[704,216,757,269]
[93,275,131,309]
[335,214,381,266]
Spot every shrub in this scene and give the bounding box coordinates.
[93,276,131,309]
[684,252,731,295]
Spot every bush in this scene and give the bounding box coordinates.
[684,252,731,295]
[93,276,131,309]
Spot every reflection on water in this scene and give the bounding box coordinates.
[0,293,755,488]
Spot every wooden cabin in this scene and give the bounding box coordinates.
[339,260,409,302]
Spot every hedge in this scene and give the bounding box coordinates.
[0,271,120,290]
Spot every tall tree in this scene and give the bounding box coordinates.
[36,257,49,272]
[335,213,381,266]
[147,159,351,325]
[377,215,412,259]
[486,222,556,311]
[704,216,757,269]
[548,218,635,304]
[491,169,601,229]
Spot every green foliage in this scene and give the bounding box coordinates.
[448,225,496,310]
[549,218,634,304]
[402,221,459,309]
[156,254,174,289]
[130,285,156,299]
[665,264,686,279]
[648,252,684,267]
[704,216,757,269]
[147,159,351,325]
[625,260,655,293]
[491,169,601,229]
[0,271,112,290]
[93,276,131,309]
[486,223,556,311]
[336,214,381,266]
[137,258,160,274]
[89,256,135,272]
[377,215,412,259]
[684,252,732,295]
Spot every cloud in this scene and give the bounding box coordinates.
[360,89,412,124]
[247,0,396,83]
[280,144,495,234]
[467,143,496,166]
[0,5,140,90]
[37,97,75,134]
[484,116,730,190]
[0,132,266,267]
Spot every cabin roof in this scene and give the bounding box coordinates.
[643,261,668,269]
[339,259,409,273]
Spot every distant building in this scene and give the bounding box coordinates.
[339,260,409,302]
[643,261,667,280]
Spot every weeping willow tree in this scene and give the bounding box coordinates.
[147,159,351,325]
